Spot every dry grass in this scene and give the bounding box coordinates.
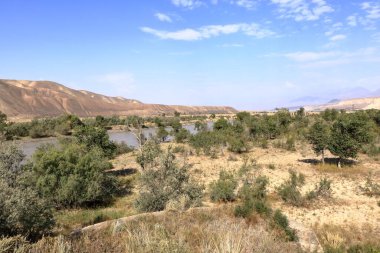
[314,223,380,252]
[2,207,301,253]
[313,163,370,176]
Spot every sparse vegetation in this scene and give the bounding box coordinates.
[277,170,306,207]
[209,170,238,202]
[135,148,204,212]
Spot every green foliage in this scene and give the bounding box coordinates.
[194,120,208,132]
[73,125,117,158]
[306,178,333,200]
[0,143,54,240]
[0,111,7,139]
[31,141,118,208]
[156,126,169,142]
[209,171,238,202]
[135,149,204,212]
[136,140,162,170]
[235,176,271,218]
[213,118,230,131]
[329,113,375,166]
[307,120,330,162]
[273,209,298,241]
[174,128,190,143]
[321,108,340,122]
[277,170,305,207]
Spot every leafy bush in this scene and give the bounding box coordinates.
[273,209,298,241]
[235,176,271,218]
[307,178,333,200]
[0,143,54,240]
[136,140,162,170]
[135,149,204,212]
[277,170,305,207]
[174,128,190,143]
[31,142,119,208]
[209,171,238,202]
[73,125,117,158]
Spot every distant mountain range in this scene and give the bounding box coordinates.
[303,97,380,111]
[0,79,237,120]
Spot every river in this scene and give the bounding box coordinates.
[16,122,212,159]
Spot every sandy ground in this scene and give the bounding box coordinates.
[111,142,380,235]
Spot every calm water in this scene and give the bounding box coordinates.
[17,122,212,159]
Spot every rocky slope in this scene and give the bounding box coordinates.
[0,79,237,120]
[304,97,380,111]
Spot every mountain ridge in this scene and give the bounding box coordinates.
[0,79,237,120]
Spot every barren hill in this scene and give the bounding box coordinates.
[0,79,237,120]
[304,97,380,111]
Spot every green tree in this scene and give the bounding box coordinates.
[307,120,330,164]
[31,142,118,208]
[213,118,230,131]
[156,126,169,142]
[73,125,116,158]
[209,171,238,202]
[0,143,54,239]
[328,114,374,167]
[136,140,162,170]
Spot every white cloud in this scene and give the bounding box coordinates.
[210,0,218,4]
[329,34,346,41]
[155,13,172,22]
[171,0,203,9]
[230,0,257,10]
[219,43,245,47]
[141,23,275,41]
[347,15,358,26]
[285,51,338,62]
[361,2,380,19]
[282,47,379,68]
[271,0,334,21]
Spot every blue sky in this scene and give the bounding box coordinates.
[0,0,379,110]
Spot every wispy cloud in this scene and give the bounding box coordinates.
[271,0,334,21]
[219,43,245,47]
[329,34,346,41]
[347,15,358,27]
[155,13,172,22]
[282,47,379,68]
[141,23,275,41]
[171,0,203,9]
[230,0,257,10]
[361,2,380,19]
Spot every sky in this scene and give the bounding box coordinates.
[0,0,379,110]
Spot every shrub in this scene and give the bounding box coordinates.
[31,142,119,208]
[307,178,333,200]
[115,141,134,155]
[209,171,238,202]
[136,140,162,170]
[277,170,305,207]
[0,143,54,240]
[273,209,298,242]
[73,125,117,158]
[235,176,271,218]
[359,174,380,197]
[135,149,204,212]
[174,128,190,143]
